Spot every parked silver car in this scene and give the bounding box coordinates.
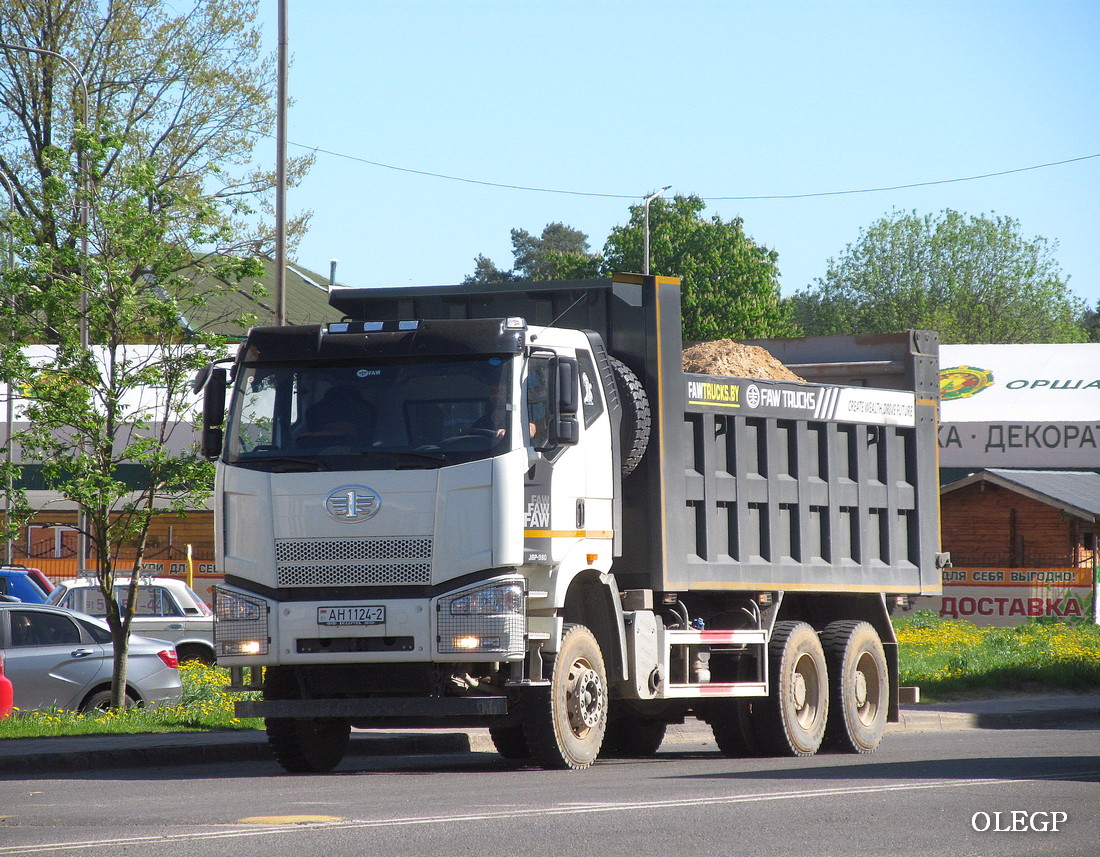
[47,576,215,664]
[0,603,183,712]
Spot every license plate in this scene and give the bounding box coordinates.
[317,605,385,626]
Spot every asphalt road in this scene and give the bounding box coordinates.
[2,725,1097,857]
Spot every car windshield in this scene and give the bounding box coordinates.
[225,355,514,472]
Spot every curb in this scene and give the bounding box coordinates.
[891,704,1100,733]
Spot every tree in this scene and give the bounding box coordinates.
[601,194,795,341]
[0,0,313,281]
[465,222,600,283]
[1080,301,1100,343]
[792,209,1087,344]
[0,0,294,707]
[0,139,246,708]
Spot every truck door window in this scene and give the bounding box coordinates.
[527,359,551,448]
[577,352,604,429]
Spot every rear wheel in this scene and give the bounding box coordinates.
[600,702,666,758]
[707,699,759,757]
[175,644,215,665]
[82,689,137,712]
[488,724,532,759]
[822,621,888,753]
[523,624,608,769]
[264,665,350,773]
[751,621,828,757]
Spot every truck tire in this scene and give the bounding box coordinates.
[488,724,532,759]
[707,699,760,757]
[608,357,650,476]
[600,701,666,758]
[523,624,608,769]
[751,621,828,757]
[264,666,350,773]
[822,620,888,753]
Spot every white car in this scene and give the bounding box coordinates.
[0,603,183,712]
[48,576,215,664]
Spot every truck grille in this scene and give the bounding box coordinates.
[275,537,432,586]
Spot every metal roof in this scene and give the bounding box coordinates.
[183,257,343,337]
[941,468,1100,522]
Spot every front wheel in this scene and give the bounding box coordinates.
[523,624,608,769]
[263,665,350,773]
[266,717,350,773]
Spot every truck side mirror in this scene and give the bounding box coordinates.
[201,367,228,459]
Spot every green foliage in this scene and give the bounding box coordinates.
[601,194,795,341]
[793,209,1088,343]
[0,2,289,708]
[894,611,1100,699]
[466,197,796,341]
[0,663,262,738]
[465,222,600,283]
[0,0,313,267]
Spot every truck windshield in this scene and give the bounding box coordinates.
[225,356,513,472]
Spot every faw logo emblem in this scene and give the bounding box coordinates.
[940,366,995,401]
[324,485,381,522]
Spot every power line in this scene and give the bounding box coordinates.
[286,138,1100,202]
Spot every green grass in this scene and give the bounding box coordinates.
[894,610,1100,701]
[0,662,262,739]
[3,614,1099,736]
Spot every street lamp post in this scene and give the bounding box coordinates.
[274,0,288,326]
[0,42,93,573]
[643,186,671,276]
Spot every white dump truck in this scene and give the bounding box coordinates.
[198,273,945,772]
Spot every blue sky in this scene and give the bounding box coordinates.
[256,1,1100,308]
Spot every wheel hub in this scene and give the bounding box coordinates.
[791,671,808,710]
[567,664,604,732]
[853,670,869,708]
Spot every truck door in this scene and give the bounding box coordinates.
[523,351,611,567]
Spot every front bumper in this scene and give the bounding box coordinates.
[213,575,528,666]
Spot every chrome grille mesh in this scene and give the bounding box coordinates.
[276,538,431,563]
[275,537,432,587]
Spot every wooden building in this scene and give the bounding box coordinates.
[940,468,1100,568]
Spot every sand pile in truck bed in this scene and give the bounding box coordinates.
[682,339,805,382]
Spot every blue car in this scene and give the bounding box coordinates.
[0,567,51,604]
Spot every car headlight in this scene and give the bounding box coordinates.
[437,579,526,656]
[213,587,269,657]
[449,582,524,615]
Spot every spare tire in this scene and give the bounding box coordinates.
[608,356,650,476]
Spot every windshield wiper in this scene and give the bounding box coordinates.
[235,455,327,473]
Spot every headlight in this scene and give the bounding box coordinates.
[213,587,269,657]
[437,579,526,656]
[449,583,524,615]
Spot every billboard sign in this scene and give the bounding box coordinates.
[938,344,1100,467]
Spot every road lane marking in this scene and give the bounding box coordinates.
[4,770,1098,854]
